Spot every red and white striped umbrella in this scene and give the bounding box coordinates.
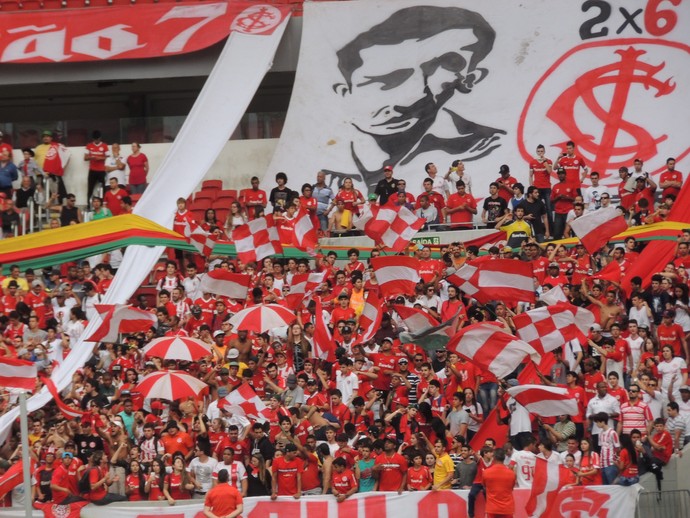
[134,370,208,401]
[142,336,211,362]
[229,304,296,332]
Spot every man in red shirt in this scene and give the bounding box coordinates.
[482,447,516,518]
[204,468,243,518]
[418,246,443,284]
[417,177,445,215]
[659,157,683,199]
[367,338,399,395]
[160,421,194,460]
[271,443,303,498]
[84,130,108,209]
[331,457,359,502]
[550,168,575,240]
[495,165,518,203]
[242,176,268,220]
[50,452,85,504]
[103,177,129,216]
[554,140,588,192]
[529,144,554,213]
[632,175,657,212]
[657,309,688,358]
[443,180,477,229]
[646,417,674,465]
[374,437,407,493]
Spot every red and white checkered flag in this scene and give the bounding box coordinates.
[218,383,272,422]
[285,271,325,310]
[354,203,425,252]
[183,219,217,257]
[293,208,318,255]
[513,301,595,355]
[232,215,284,264]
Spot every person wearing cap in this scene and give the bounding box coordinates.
[160,420,194,460]
[34,450,57,503]
[374,165,398,205]
[280,373,305,409]
[50,451,85,505]
[550,167,575,239]
[373,437,407,493]
[481,182,508,228]
[495,164,517,204]
[270,442,302,500]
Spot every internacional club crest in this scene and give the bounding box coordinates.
[231,5,283,34]
[518,39,690,187]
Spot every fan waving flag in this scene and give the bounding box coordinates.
[447,259,535,305]
[42,376,87,419]
[371,255,421,298]
[183,219,217,257]
[593,259,623,283]
[293,208,319,254]
[358,292,383,343]
[285,271,326,310]
[218,383,272,422]
[392,304,440,332]
[506,384,579,417]
[199,270,251,300]
[353,203,425,252]
[570,206,628,254]
[447,322,541,379]
[513,302,595,355]
[526,457,571,518]
[232,215,284,264]
[312,297,336,362]
[85,304,157,343]
[0,357,37,391]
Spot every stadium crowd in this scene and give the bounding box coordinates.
[0,134,688,518]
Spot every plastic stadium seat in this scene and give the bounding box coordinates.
[190,198,212,212]
[214,209,229,226]
[201,180,223,191]
[191,209,206,224]
[194,190,216,202]
[214,195,236,208]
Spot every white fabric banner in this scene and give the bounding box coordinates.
[0,13,291,443]
[264,0,690,201]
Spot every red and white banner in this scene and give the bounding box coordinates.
[392,304,439,332]
[293,208,319,254]
[313,297,336,362]
[353,203,425,252]
[448,259,535,305]
[539,285,568,305]
[594,259,624,283]
[232,215,284,264]
[199,269,251,299]
[513,301,595,355]
[218,383,271,422]
[0,459,34,500]
[526,457,572,518]
[85,304,158,343]
[358,291,383,343]
[285,271,326,310]
[447,322,541,379]
[570,206,629,254]
[0,2,291,63]
[0,357,37,392]
[74,485,640,518]
[370,256,421,298]
[506,384,579,417]
[183,219,217,257]
[42,376,88,420]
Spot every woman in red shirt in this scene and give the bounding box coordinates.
[126,142,149,194]
[578,437,602,485]
[334,178,364,215]
[615,436,639,485]
[125,459,146,501]
[163,455,194,504]
[145,457,166,502]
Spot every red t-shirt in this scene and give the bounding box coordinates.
[165,472,191,500]
[483,464,517,515]
[418,259,443,283]
[371,353,398,390]
[205,484,243,517]
[127,153,148,185]
[446,193,477,225]
[558,155,587,190]
[331,468,358,494]
[551,183,575,214]
[657,323,686,357]
[126,473,144,501]
[374,452,408,491]
[104,188,129,216]
[660,170,682,199]
[530,158,554,189]
[567,385,586,423]
[86,142,108,172]
[407,466,432,490]
[496,176,518,203]
[272,456,303,495]
[652,430,673,464]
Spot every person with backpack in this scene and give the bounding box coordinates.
[82,451,128,505]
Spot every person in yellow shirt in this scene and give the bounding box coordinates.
[431,439,456,490]
[1,265,29,292]
[496,205,533,249]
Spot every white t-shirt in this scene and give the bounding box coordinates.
[507,397,532,435]
[559,449,582,468]
[628,306,652,330]
[582,185,612,211]
[105,154,126,185]
[188,456,218,493]
[626,335,644,370]
[586,394,621,435]
[336,371,359,405]
[511,449,537,489]
[212,460,247,492]
[657,357,688,399]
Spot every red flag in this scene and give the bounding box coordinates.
[0,357,37,391]
[392,304,440,331]
[513,301,595,355]
[370,255,421,298]
[446,322,541,379]
[42,376,87,420]
[0,460,34,499]
[293,208,318,254]
[198,270,251,299]
[42,142,70,176]
[353,203,425,252]
[285,271,326,310]
[34,500,89,518]
[85,304,158,342]
[505,384,579,416]
[447,258,535,305]
[570,206,628,254]
[593,259,623,283]
[526,457,571,518]
[312,297,336,362]
[218,384,272,421]
[461,230,507,250]
[232,215,284,264]
[183,218,217,257]
[357,291,383,344]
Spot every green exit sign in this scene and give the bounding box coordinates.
[411,236,441,247]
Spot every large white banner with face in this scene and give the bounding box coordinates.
[265,0,690,201]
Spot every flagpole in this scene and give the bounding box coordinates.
[18,392,33,518]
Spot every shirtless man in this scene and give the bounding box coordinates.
[584,284,623,332]
[227,329,252,363]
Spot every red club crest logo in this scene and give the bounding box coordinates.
[552,486,611,517]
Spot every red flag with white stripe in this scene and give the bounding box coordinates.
[312,297,336,361]
[513,301,595,355]
[0,357,37,391]
[353,203,425,252]
[183,219,217,257]
[526,457,571,518]
[506,384,579,416]
[85,304,158,342]
[42,376,87,420]
[570,206,628,254]
[285,271,326,310]
[370,255,421,298]
[358,291,383,343]
[593,259,623,283]
[447,259,535,305]
[199,269,251,300]
[293,208,318,254]
[218,383,272,421]
[392,304,440,332]
[0,459,35,500]
[447,322,541,379]
[232,215,284,264]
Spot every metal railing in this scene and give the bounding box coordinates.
[636,489,690,518]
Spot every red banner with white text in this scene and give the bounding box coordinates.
[74,487,640,518]
[0,1,291,63]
